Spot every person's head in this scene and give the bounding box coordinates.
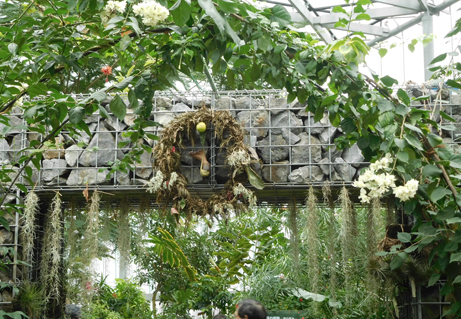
[234,299,266,319]
[213,315,227,319]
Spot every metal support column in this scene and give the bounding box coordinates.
[422,11,434,81]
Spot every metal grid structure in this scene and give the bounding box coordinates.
[398,281,452,319]
[1,88,461,205]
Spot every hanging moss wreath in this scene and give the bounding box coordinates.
[148,106,264,217]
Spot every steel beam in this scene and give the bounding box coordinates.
[367,0,459,47]
[322,22,389,36]
[287,0,332,44]
[372,0,423,11]
[313,7,419,25]
[422,10,434,81]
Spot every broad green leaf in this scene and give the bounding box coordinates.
[0,216,10,231]
[381,75,398,87]
[404,123,422,134]
[394,138,406,150]
[355,13,370,20]
[114,76,134,90]
[390,255,404,270]
[28,83,48,98]
[244,165,264,190]
[422,164,442,177]
[397,89,411,106]
[109,95,127,121]
[404,134,423,151]
[440,111,456,122]
[270,5,291,28]
[453,275,461,284]
[377,99,394,112]
[450,252,461,263]
[378,48,388,58]
[429,187,451,202]
[119,34,131,51]
[69,107,85,124]
[429,53,447,65]
[396,151,409,163]
[427,133,443,147]
[397,232,411,243]
[428,273,441,287]
[171,0,192,25]
[332,6,347,14]
[395,104,410,116]
[447,79,461,90]
[128,89,139,110]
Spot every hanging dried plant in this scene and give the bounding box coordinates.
[288,197,299,277]
[21,190,39,268]
[339,186,356,306]
[322,183,337,311]
[117,197,131,269]
[82,191,100,265]
[385,196,396,226]
[138,196,151,234]
[40,192,63,305]
[67,199,77,260]
[305,187,319,295]
[366,198,383,312]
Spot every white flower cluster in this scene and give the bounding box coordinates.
[227,149,250,167]
[353,153,419,203]
[393,179,419,201]
[14,97,23,108]
[168,172,178,189]
[147,170,164,193]
[101,0,127,24]
[233,183,257,207]
[133,0,169,27]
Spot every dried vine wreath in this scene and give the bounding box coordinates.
[147,106,264,216]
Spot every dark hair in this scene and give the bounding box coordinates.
[213,315,227,319]
[237,299,267,319]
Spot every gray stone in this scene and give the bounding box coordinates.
[262,160,289,183]
[319,126,339,145]
[116,171,131,185]
[237,110,269,139]
[124,113,136,126]
[342,143,365,167]
[155,97,172,110]
[103,115,127,132]
[42,159,68,182]
[0,116,23,136]
[65,145,82,167]
[288,166,324,183]
[291,132,322,164]
[297,108,311,119]
[235,97,254,110]
[154,110,175,127]
[8,135,30,162]
[133,179,148,186]
[66,304,82,319]
[67,168,110,185]
[135,150,153,179]
[282,128,300,145]
[182,167,203,184]
[304,113,330,135]
[334,157,357,181]
[244,135,257,148]
[84,114,100,124]
[43,136,65,160]
[443,137,461,154]
[79,126,123,167]
[271,111,303,135]
[45,176,67,186]
[215,97,235,115]
[24,162,39,186]
[257,135,289,163]
[0,139,11,164]
[266,97,287,115]
[318,158,332,176]
[0,229,13,244]
[172,102,192,113]
[322,144,343,162]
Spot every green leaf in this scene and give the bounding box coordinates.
[453,275,461,284]
[119,34,132,51]
[450,252,461,263]
[395,104,410,116]
[397,88,411,106]
[404,123,422,134]
[274,44,287,54]
[128,89,139,110]
[378,48,388,58]
[171,0,192,25]
[332,6,347,14]
[397,232,411,243]
[428,273,441,287]
[28,83,48,98]
[109,95,127,121]
[381,75,398,87]
[447,79,461,90]
[440,111,456,122]
[404,134,423,151]
[390,255,404,270]
[15,183,27,193]
[0,216,10,231]
[396,151,409,163]
[394,138,406,150]
[244,165,264,190]
[422,164,442,177]
[355,13,370,20]
[377,99,394,112]
[429,187,451,202]
[114,76,134,90]
[270,5,291,28]
[69,107,85,124]
[429,53,447,65]
[427,133,443,147]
